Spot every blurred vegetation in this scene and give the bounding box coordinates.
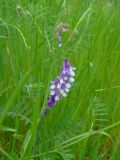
[0,0,120,159]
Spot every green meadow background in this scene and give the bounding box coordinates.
[0,0,120,159]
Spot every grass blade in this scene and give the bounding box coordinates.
[0,72,30,125]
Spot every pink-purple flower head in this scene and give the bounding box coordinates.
[43,59,76,115]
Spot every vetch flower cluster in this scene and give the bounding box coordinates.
[43,59,76,115]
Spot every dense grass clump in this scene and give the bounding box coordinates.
[0,0,120,159]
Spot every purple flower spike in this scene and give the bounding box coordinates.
[44,59,76,115]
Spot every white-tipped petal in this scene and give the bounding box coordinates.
[69,69,75,76]
[65,88,69,92]
[57,83,61,89]
[60,89,67,97]
[65,83,71,88]
[50,90,55,95]
[64,76,68,80]
[60,78,64,84]
[50,84,56,89]
[55,95,59,101]
[62,70,66,74]
[69,77,74,83]
[58,43,62,47]
[71,67,76,70]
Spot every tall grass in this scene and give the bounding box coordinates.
[0,0,120,159]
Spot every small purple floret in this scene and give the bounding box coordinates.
[58,32,62,48]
